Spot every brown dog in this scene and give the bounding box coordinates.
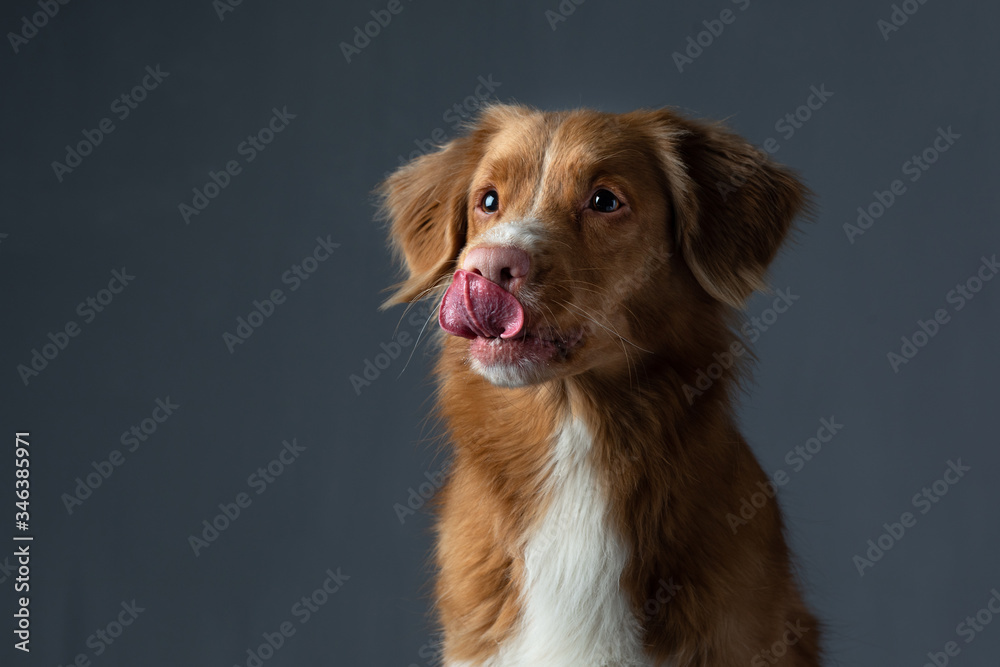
[379,103,821,666]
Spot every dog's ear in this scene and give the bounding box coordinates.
[635,109,809,308]
[376,134,484,309]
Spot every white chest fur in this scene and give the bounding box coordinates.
[454,417,652,667]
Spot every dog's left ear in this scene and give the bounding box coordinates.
[634,109,809,308]
[376,134,484,309]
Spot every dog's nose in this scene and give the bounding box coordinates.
[462,246,530,293]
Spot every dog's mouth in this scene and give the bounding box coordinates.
[467,327,585,366]
[439,270,583,366]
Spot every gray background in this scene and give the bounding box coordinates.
[1,0,998,665]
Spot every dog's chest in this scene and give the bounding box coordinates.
[485,417,652,667]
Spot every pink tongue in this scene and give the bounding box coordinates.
[439,270,525,339]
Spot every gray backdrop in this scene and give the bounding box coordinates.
[2,0,998,665]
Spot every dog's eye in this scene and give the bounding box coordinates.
[590,189,620,213]
[481,190,499,213]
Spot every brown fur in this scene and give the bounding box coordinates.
[378,104,821,666]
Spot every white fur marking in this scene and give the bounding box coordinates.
[468,356,535,388]
[480,417,652,667]
[477,219,546,253]
[528,138,555,220]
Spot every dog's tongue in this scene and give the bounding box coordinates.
[439,269,524,339]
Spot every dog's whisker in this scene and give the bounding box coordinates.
[392,277,450,335]
[560,300,653,355]
[557,299,643,392]
[556,279,650,346]
[396,288,448,380]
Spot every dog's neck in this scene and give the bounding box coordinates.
[434,345,746,665]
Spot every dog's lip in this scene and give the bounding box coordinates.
[468,325,585,359]
[510,326,584,351]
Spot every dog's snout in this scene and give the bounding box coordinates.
[462,246,530,292]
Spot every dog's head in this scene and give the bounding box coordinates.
[378,104,807,388]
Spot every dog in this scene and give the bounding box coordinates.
[378,103,821,666]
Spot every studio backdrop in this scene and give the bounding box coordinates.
[1,1,998,665]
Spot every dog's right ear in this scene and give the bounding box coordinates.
[376,134,485,309]
[629,108,809,308]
